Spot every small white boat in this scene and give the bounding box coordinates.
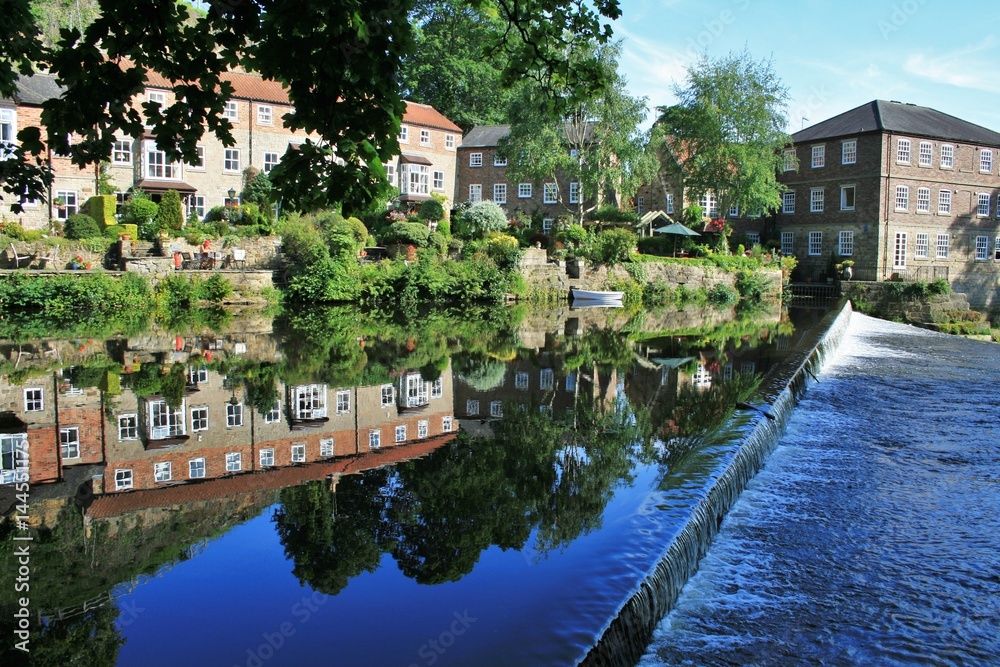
[570,288,624,304]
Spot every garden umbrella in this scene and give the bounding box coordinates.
[653,221,701,256]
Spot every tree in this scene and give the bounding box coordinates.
[154,188,184,232]
[657,49,791,222]
[457,200,508,238]
[2,0,623,215]
[499,41,657,224]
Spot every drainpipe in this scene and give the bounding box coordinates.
[882,132,893,280]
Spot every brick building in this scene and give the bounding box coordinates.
[456,125,587,234]
[776,100,1000,307]
[2,73,461,229]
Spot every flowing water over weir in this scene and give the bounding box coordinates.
[580,303,854,666]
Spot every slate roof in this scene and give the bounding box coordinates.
[459,122,596,148]
[2,73,63,105]
[793,100,1000,147]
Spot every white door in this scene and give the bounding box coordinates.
[893,232,907,270]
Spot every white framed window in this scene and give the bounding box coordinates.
[224,148,240,172]
[938,190,951,214]
[975,235,989,260]
[320,439,334,457]
[264,400,281,424]
[60,427,80,460]
[637,196,645,215]
[369,430,381,449]
[226,402,244,427]
[24,388,43,412]
[894,232,907,269]
[336,389,350,414]
[0,107,16,156]
[118,414,138,440]
[840,185,855,211]
[380,384,395,407]
[222,100,238,121]
[489,401,503,418]
[895,185,909,211]
[420,129,431,146]
[543,183,558,204]
[395,425,406,443]
[542,218,554,235]
[981,149,993,173]
[810,188,824,213]
[570,181,582,203]
[433,170,445,191]
[783,148,797,171]
[896,138,911,163]
[263,151,279,173]
[515,371,529,390]
[191,406,209,432]
[260,448,275,467]
[940,144,954,168]
[185,145,205,170]
[467,184,483,203]
[113,139,132,165]
[494,154,507,167]
[442,416,453,432]
[936,233,950,258]
[808,231,822,256]
[726,204,738,218]
[294,384,327,419]
[445,134,455,150]
[385,163,395,187]
[466,399,479,415]
[469,152,482,167]
[782,190,795,214]
[916,187,930,212]
[746,232,761,246]
[418,420,429,439]
[55,190,78,220]
[539,369,554,390]
[399,125,408,143]
[154,461,172,482]
[996,237,1000,261]
[291,443,306,462]
[189,458,206,479]
[185,195,205,220]
[518,183,532,198]
[257,104,272,125]
[780,231,794,256]
[226,452,242,472]
[147,90,166,108]
[841,140,857,165]
[838,230,853,256]
[431,378,443,399]
[115,469,133,491]
[918,141,932,166]
[665,193,674,214]
[493,183,507,204]
[977,193,990,217]
[699,192,719,218]
[145,143,181,180]
[399,163,429,195]
[565,373,576,392]
[811,145,825,168]
[915,232,929,258]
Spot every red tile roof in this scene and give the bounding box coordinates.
[403,101,462,133]
[87,433,457,519]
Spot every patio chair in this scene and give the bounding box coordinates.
[230,248,247,270]
[36,245,59,269]
[180,252,195,269]
[8,243,35,268]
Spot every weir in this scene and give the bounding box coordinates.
[579,300,854,667]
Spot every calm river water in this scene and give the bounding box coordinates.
[642,314,1000,666]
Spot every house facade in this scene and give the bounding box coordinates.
[456,125,586,235]
[775,100,1000,307]
[2,72,461,229]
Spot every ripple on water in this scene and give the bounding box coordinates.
[642,316,1000,667]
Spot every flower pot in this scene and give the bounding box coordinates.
[841,266,853,281]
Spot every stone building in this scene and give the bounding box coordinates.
[776,100,1000,307]
[2,72,461,229]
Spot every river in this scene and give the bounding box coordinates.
[641,313,1000,666]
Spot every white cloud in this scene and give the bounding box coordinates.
[903,37,1000,93]
[618,27,691,109]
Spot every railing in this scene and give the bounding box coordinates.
[788,282,841,308]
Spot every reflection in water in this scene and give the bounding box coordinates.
[0,304,803,665]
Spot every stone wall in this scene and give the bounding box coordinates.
[164,235,284,270]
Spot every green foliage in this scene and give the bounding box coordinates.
[199,274,233,303]
[734,269,773,302]
[928,279,951,295]
[436,217,451,236]
[0,220,42,241]
[590,205,639,223]
[242,171,275,208]
[85,195,117,227]
[155,189,185,232]
[590,228,637,265]
[384,221,431,247]
[280,216,330,267]
[120,191,160,240]
[63,213,102,239]
[482,233,523,271]
[457,201,508,239]
[103,224,126,240]
[707,282,739,306]
[419,198,445,223]
[0,271,152,323]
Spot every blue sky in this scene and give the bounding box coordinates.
[615,0,1000,134]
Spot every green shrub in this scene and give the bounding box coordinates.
[120,192,160,240]
[384,221,430,247]
[0,221,43,242]
[281,217,330,267]
[637,235,676,256]
[242,171,274,207]
[707,283,739,306]
[104,224,126,240]
[419,199,445,222]
[590,228,637,265]
[154,189,185,232]
[590,205,639,224]
[63,213,102,239]
[345,217,368,245]
[735,269,772,302]
[427,231,448,257]
[86,195,117,228]
[204,206,226,223]
[198,274,233,303]
[458,201,508,239]
[436,218,451,236]
[483,233,523,271]
[928,279,951,295]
